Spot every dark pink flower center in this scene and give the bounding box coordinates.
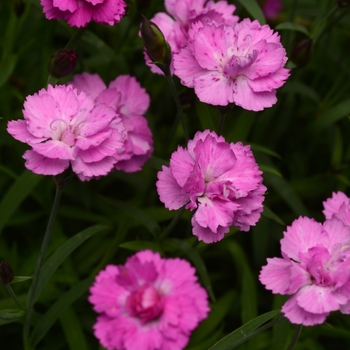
[126,283,163,323]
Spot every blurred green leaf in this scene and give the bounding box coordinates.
[241,265,258,324]
[0,309,25,320]
[236,0,265,24]
[34,225,107,303]
[259,165,282,177]
[10,276,32,284]
[0,170,42,234]
[208,310,281,350]
[275,22,309,36]
[0,54,18,88]
[59,307,89,350]
[251,144,281,159]
[119,240,162,252]
[262,206,285,226]
[30,277,93,347]
[165,238,216,302]
[312,99,350,130]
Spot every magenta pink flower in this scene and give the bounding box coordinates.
[156,130,266,243]
[89,250,210,350]
[40,0,127,27]
[146,0,239,74]
[259,216,350,326]
[323,191,350,226]
[71,73,153,172]
[173,18,290,111]
[7,84,125,181]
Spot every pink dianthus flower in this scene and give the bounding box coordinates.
[7,84,125,181]
[323,191,350,226]
[156,130,266,243]
[146,0,239,74]
[71,73,153,173]
[89,250,210,350]
[259,216,350,326]
[40,0,127,28]
[173,18,290,111]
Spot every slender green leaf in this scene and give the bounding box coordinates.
[101,197,161,237]
[262,206,285,226]
[251,144,281,159]
[259,165,282,177]
[10,276,32,284]
[0,170,42,234]
[165,239,216,302]
[0,309,25,320]
[30,278,93,347]
[208,310,281,350]
[190,292,237,345]
[275,22,309,36]
[312,99,350,130]
[236,0,265,24]
[34,225,107,302]
[241,265,258,324]
[264,174,309,216]
[59,307,89,350]
[119,240,162,252]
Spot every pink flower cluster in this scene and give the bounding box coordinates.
[173,18,290,111]
[146,0,239,74]
[71,73,153,173]
[89,250,210,350]
[156,130,266,243]
[7,74,153,180]
[40,0,127,27]
[259,191,350,326]
[7,84,125,181]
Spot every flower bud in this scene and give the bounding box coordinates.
[291,39,313,67]
[48,49,78,78]
[0,261,14,285]
[140,16,172,76]
[338,0,350,7]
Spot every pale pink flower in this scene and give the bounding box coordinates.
[262,0,282,20]
[71,73,153,172]
[146,0,239,74]
[7,84,125,181]
[259,216,350,326]
[173,18,290,111]
[323,191,350,226]
[40,0,127,28]
[156,130,266,243]
[89,250,210,350]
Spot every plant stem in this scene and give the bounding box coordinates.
[159,206,186,241]
[166,75,189,142]
[287,324,302,350]
[6,284,25,310]
[23,185,64,350]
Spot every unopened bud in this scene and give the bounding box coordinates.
[291,39,313,67]
[0,261,14,285]
[140,16,172,76]
[338,0,350,7]
[48,49,78,78]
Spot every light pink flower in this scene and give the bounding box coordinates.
[89,250,210,350]
[323,191,350,226]
[40,0,127,28]
[156,130,266,243]
[71,73,153,172]
[146,0,239,74]
[259,216,350,326]
[262,0,282,20]
[7,84,125,181]
[173,18,290,111]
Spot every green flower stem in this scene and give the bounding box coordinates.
[5,284,25,310]
[287,324,302,350]
[23,185,64,350]
[159,206,186,241]
[166,75,189,142]
[217,110,227,135]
